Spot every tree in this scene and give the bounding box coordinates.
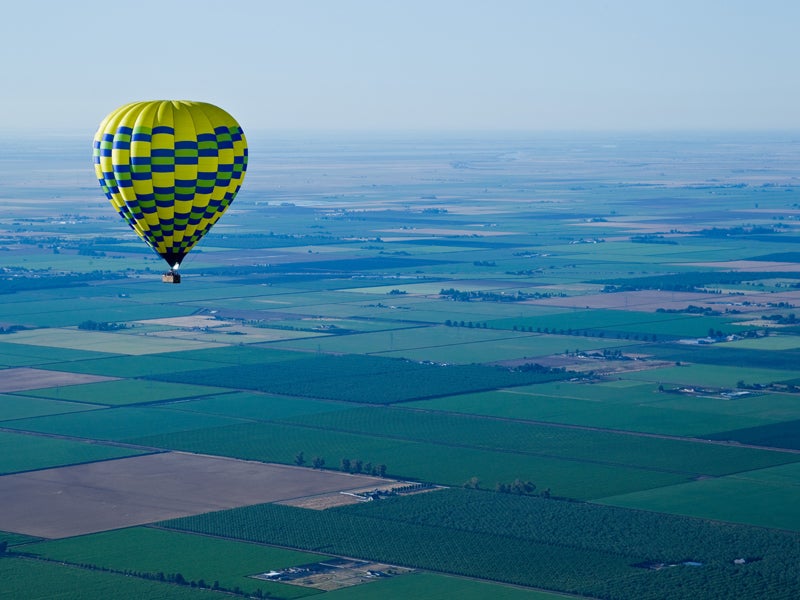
[353,459,363,473]
[341,458,351,472]
[464,476,480,489]
[312,456,325,469]
[294,451,305,466]
[378,464,387,477]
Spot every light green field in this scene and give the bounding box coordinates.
[0,340,116,366]
[407,389,771,436]
[44,354,230,377]
[598,462,800,531]
[323,572,569,600]
[650,391,800,421]
[22,526,325,599]
[0,393,100,420]
[157,345,309,365]
[488,309,752,339]
[0,430,145,474]
[179,392,352,421]
[725,334,800,351]
[0,556,218,599]
[4,406,247,442]
[0,297,197,327]
[272,326,629,363]
[17,379,229,406]
[3,328,226,355]
[622,363,800,388]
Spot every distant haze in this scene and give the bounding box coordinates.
[2,0,799,134]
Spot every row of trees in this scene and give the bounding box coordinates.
[293,452,387,477]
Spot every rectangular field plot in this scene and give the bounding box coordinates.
[0,394,100,422]
[136,322,327,345]
[621,363,800,389]
[0,340,116,367]
[43,354,231,378]
[148,354,570,404]
[3,405,247,441]
[22,527,326,599]
[322,572,566,600]
[0,367,116,393]
[282,406,799,478]
[598,462,800,531]
[271,325,525,354]
[650,391,800,421]
[157,345,310,366]
[0,430,145,475]
[0,297,197,327]
[2,328,226,355]
[17,379,230,406]
[487,309,753,339]
[0,452,384,538]
[706,418,800,450]
[0,557,215,600]
[178,392,352,421]
[406,388,773,437]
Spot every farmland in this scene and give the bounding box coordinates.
[1,132,800,599]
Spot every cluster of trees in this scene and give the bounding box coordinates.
[293,452,388,476]
[340,457,387,477]
[656,305,721,315]
[77,320,129,331]
[440,288,551,302]
[444,319,489,328]
[630,234,678,245]
[0,325,25,335]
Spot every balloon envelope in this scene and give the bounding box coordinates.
[93,100,247,268]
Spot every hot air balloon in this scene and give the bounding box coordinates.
[93,100,247,283]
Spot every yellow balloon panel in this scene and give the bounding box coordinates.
[93,100,247,267]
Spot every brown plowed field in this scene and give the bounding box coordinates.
[0,368,116,393]
[0,452,385,539]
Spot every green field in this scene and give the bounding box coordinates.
[177,392,353,421]
[408,379,800,436]
[148,353,571,404]
[0,394,100,421]
[0,557,220,600]
[622,363,800,389]
[0,430,146,474]
[3,406,246,442]
[599,462,800,531]
[323,572,571,600]
[488,308,755,339]
[17,379,230,406]
[21,526,326,598]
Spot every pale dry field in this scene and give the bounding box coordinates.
[0,367,116,393]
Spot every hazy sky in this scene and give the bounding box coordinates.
[2,0,798,133]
